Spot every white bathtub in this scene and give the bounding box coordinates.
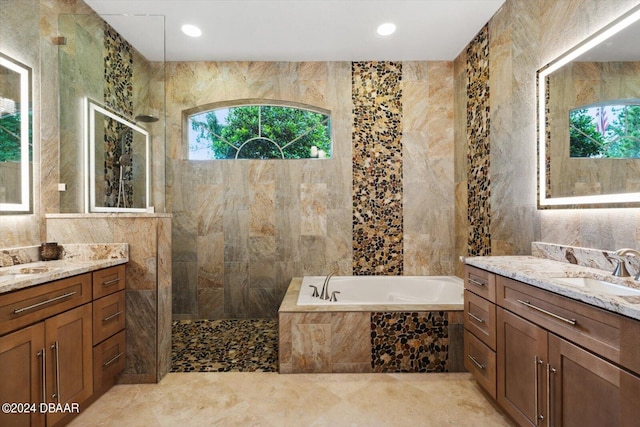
[297,275,464,306]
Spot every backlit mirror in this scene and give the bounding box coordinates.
[0,53,31,212]
[538,5,640,208]
[86,98,150,212]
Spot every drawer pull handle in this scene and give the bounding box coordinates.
[103,311,123,322]
[14,291,77,314]
[468,354,485,370]
[517,299,577,325]
[103,352,124,367]
[103,277,120,286]
[468,312,485,323]
[468,278,486,287]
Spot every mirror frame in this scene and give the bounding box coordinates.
[538,4,640,208]
[0,53,31,212]
[85,98,150,213]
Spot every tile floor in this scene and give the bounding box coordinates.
[68,372,514,426]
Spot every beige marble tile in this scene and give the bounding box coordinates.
[300,183,328,236]
[196,183,223,236]
[69,372,514,427]
[249,183,275,236]
[292,323,332,372]
[331,312,370,366]
[196,233,224,288]
[197,287,225,319]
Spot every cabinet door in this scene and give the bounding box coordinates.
[45,303,93,426]
[0,323,45,427]
[497,307,547,427]
[548,334,640,427]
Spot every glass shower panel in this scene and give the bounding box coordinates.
[87,99,149,212]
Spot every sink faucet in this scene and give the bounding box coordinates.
[613,248,640,279]
[320,271,335,300]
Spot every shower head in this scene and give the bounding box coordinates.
[118,154,132,166]
[135,114,159,123]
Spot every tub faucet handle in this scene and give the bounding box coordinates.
[330,291,340,302]
[309,285,319,298]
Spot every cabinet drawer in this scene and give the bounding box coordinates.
[0,274,92,336]
[464,329,496,399]
[93,291,125,345]
[464,290,496,351]
[92,265,126,299]
[464,265,496,302]
[496,275,640,374]
[93,330,126,394]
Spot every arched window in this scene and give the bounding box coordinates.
[186,101,331,160]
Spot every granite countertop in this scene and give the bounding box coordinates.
[465,255,640,321]
[0,258,128,294]
[0,243,129,295]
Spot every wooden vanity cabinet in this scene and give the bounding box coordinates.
[548,334,640,427]
[0,323,45,427]
[0,264,126,427]
[91,265,126,397]
[497,307,547,426]
[463,265,497,398]
[465,264,640,427]
[44,304,93,427]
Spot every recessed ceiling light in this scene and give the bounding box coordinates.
[181,24,202,38]
[377,22,396,36]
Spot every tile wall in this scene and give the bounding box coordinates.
[168,60,456,320]
[454,0,640,258]
[167,62,354,320]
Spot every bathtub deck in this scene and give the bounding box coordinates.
[279,277,464,313]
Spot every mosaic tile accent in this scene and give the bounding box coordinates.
[103,23,133,208]
[370,311,450,373]
[541,75,551,200]
[352,61,404,275]
[466,25,491,256]
[171,319,278,372]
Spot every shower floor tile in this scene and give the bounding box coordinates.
[171,319,278,372]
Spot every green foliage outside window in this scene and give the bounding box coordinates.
[0,112,22,162]
[189,104,331,160]
[569,104,640,158]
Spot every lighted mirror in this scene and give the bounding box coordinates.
[86,98,150,212]
[0,53,31,212]
[538,5,640,208]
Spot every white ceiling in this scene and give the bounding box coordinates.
[83,0,505,62]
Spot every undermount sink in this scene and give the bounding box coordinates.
[552,277,640,296]
[16,266,58,274]
[0,265,60,278]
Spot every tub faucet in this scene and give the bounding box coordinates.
[320,272,335,300]
[613,248,640,279]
